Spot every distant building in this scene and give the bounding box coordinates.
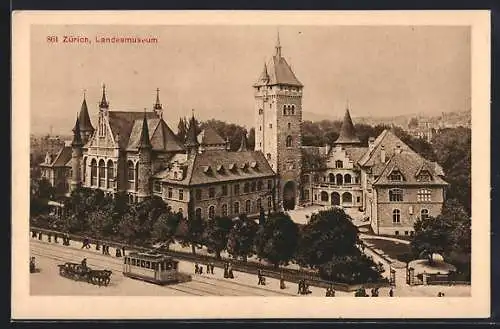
[31,134,66,159]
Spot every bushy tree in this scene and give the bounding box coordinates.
[410,215,454,264]
[254,212,299,268]
[227,214,259,262]
[318,253,383,284]
[295,208,358,269]
[203,216,233,259]
[152,211,181,250]
[176,209,206,254]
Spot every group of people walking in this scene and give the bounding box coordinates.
[298,279,312,295]
[194,262,215,275]
[223,262,234,279]
[32,230,71,246]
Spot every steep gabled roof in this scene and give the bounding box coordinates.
[357,130,412,171]
[197,126,226,146]
[43,146,72,168]
[78,96,94,133]
[264,56,303,87]
[126,117,185,152]
[108,111,157,149]
[372,150,448,186]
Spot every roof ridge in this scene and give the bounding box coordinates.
[372,153,396,185]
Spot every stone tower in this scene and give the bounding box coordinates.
[253,32,303,210]
[137,111,152,202]
[70,116,83,192]
[78,91,95,144]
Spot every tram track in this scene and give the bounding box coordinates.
[31,240,293,296]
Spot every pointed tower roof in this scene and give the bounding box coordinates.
[275,30,282,58]
[71,116,83,147]
[185,113,200,148]
[334,107,361,145]
[154,88,162,111]
[99,84,109,109]
[78,91,94,133]
[237,133,248,152]
[138,110,152,149]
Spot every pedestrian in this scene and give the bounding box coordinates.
[195,263,199,274]
[122,246,126,257]
[54,234,58,243]
[87,238,91,249]
[106,245,110,255]
[38,232,43,240]
[116,248,121,257]
[228,265,234,279]
[102,244,106,255]
[223,263,229,278]
[96,241,100,251]
[298,280,303,294]
[280,273,286,290]
[47,233,51,243]
[210,263,214,274]
[31,231,37,238]
[200,266,204,275]
[389,288,394,297]
[206,263,210,274]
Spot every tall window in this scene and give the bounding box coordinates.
[245,200,251,213]
[256,198,262,211]
[91,159,97,186]
[257,180,263,191]
[291,105,295,115]
[208,206,215,219]
[195,189,202,200]
[195,208,202,220]
[98,160,106,188]
[234,184,240,195]
[392,209,401,223]
[283,105,287,115]
[389,189,404,202]
[267,196,272,209]
[222,204,228,217]
[127,160,135,189]
[417,189,432,202]
[335,160,343,169]
[336,174,343,185]
[222,185,228,196]
[179,189,184,200]
[153,181,161,193]
[321,191,329,202]
[107,160,114,188]
[208,187,215,198]
[344,174,352,184]
[329,173,335,183]
[251,181,256,192]
[288,123,291,129]
[267,179,273,190]
[243,182,250,193]
[286,136,293,147]
[233,202,240,214]
[82,158,87,183]
[389,171,403,181]
[168,187,173,198]
[304,190,310,200]
[420,209,429,220]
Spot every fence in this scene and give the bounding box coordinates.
[30,226,389,292]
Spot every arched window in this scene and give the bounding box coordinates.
[256,198,262,211]
[389,188,404,202]
[291,105,295,115]
[420,209,429,220]
[342,192,353,203]
[233,202,240,214]
[195,208,202,220]
[245,200,251,213]
[82,158,87,184]
[90,159,97,186]
[222,204,228,217]
[328,173,335,183]
[208,206,215,219]
[344,174,352,184]
[335,160,343,168]
[267,196,272,209]
[243,182,250,193]
[288,122,291,129]
[417,189,432,202]
[107,160,114,188]
[283,105,287,115]
[392,209,401,223]
[286,135,293,147]
[127,161,135,190]
[320,191,329,202]
[336,174,343,185]
[259,108,263,115]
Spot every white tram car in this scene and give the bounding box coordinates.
[123,251,188,285]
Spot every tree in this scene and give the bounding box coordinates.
[152,211,181,250]
[295,208,359,269]
[203,216,233,259]
[176,209,206,254]
[227,214,259,262]
[318,253,383,284]
[177,117,188,142]
[254,212,299,268]
[410,215,454,264]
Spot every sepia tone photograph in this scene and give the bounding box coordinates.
[12,11,490,319]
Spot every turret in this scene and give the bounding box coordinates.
[334,106,361,146]
[184,112,199,158]
[237,133,248,152]
[78,90,95,144]
[70,116,83,192]
[153,88,163,119]
[137,110,152,201]
[99,84,109,111]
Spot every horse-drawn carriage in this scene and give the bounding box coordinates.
[57,262,112,287]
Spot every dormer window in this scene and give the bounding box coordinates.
[417,170,432,182]
[389,170,403,182]
[250,161,258,169]
[202,166,211,174]
[240,162,248,170]
[229,163,236,171]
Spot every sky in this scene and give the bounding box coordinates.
[30,25,471,135]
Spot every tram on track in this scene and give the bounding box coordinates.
[123,251,191,285]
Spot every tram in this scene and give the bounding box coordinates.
[123,251,190,285]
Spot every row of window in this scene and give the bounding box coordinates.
[87,158,116,189]
[195,196,273,219]
[303,173,359,185]
[318,191,356,203]
[389,189,432,202]
[392,208,429,223]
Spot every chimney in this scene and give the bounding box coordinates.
[380,146,386,163]
[368,137,375,150]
